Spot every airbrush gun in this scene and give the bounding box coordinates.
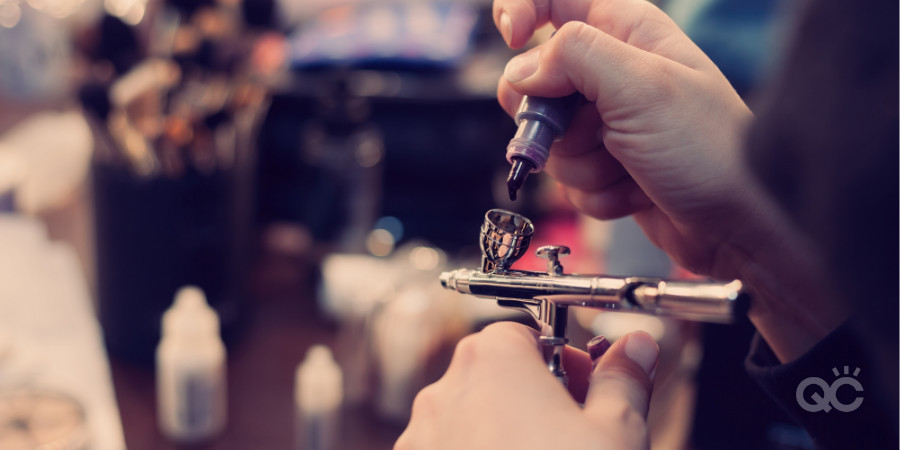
[506,94,582,201]
[440,209,748,386]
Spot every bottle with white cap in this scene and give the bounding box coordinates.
[156,286,227,443]
[294,345,343,450]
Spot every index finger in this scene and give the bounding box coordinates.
[495,0,713,71]
[445,322,597,402]
[443,322,546,383]
[493,0,592,48]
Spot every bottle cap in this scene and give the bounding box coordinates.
[161,286,220,340]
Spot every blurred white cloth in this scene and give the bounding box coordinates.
[0,215,125,450]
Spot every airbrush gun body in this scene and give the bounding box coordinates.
[506,94,582,200]
[440,209,748,385]
[441,269,744,324]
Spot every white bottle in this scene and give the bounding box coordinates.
[294,345,343,450]
[156,286,227,443]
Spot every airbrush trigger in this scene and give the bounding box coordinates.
[536,245,569,276]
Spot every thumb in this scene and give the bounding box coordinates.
[582,331,658,425]
[501,21,664,107]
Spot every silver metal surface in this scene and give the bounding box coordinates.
[442,268,621,305]
[536,245,569,276]
[441,269,743,323]
[479,209,534,273]
[443,209,749,383]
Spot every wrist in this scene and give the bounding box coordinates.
[721,182,849,362]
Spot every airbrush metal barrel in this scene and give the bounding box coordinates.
[440,269,745,323]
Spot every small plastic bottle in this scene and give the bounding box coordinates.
[294,345,343,450]
[156,286,227,444]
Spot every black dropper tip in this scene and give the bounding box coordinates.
[506,158,535,201]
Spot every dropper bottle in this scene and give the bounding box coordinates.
[506,93,582,200]
[294,345,343,450]
[156,286,227,444]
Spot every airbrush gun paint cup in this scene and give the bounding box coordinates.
[479,208,534,273]
[506,93,582,200]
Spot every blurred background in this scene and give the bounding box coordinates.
[0,0,817,449]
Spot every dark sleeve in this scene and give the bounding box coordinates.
[745,322,898,449]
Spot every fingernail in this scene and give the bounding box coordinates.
[625,332,659,378]
[499,12,513,46]
[504,51,538,84]
[588,335,611,372]
[587,335,610,363]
